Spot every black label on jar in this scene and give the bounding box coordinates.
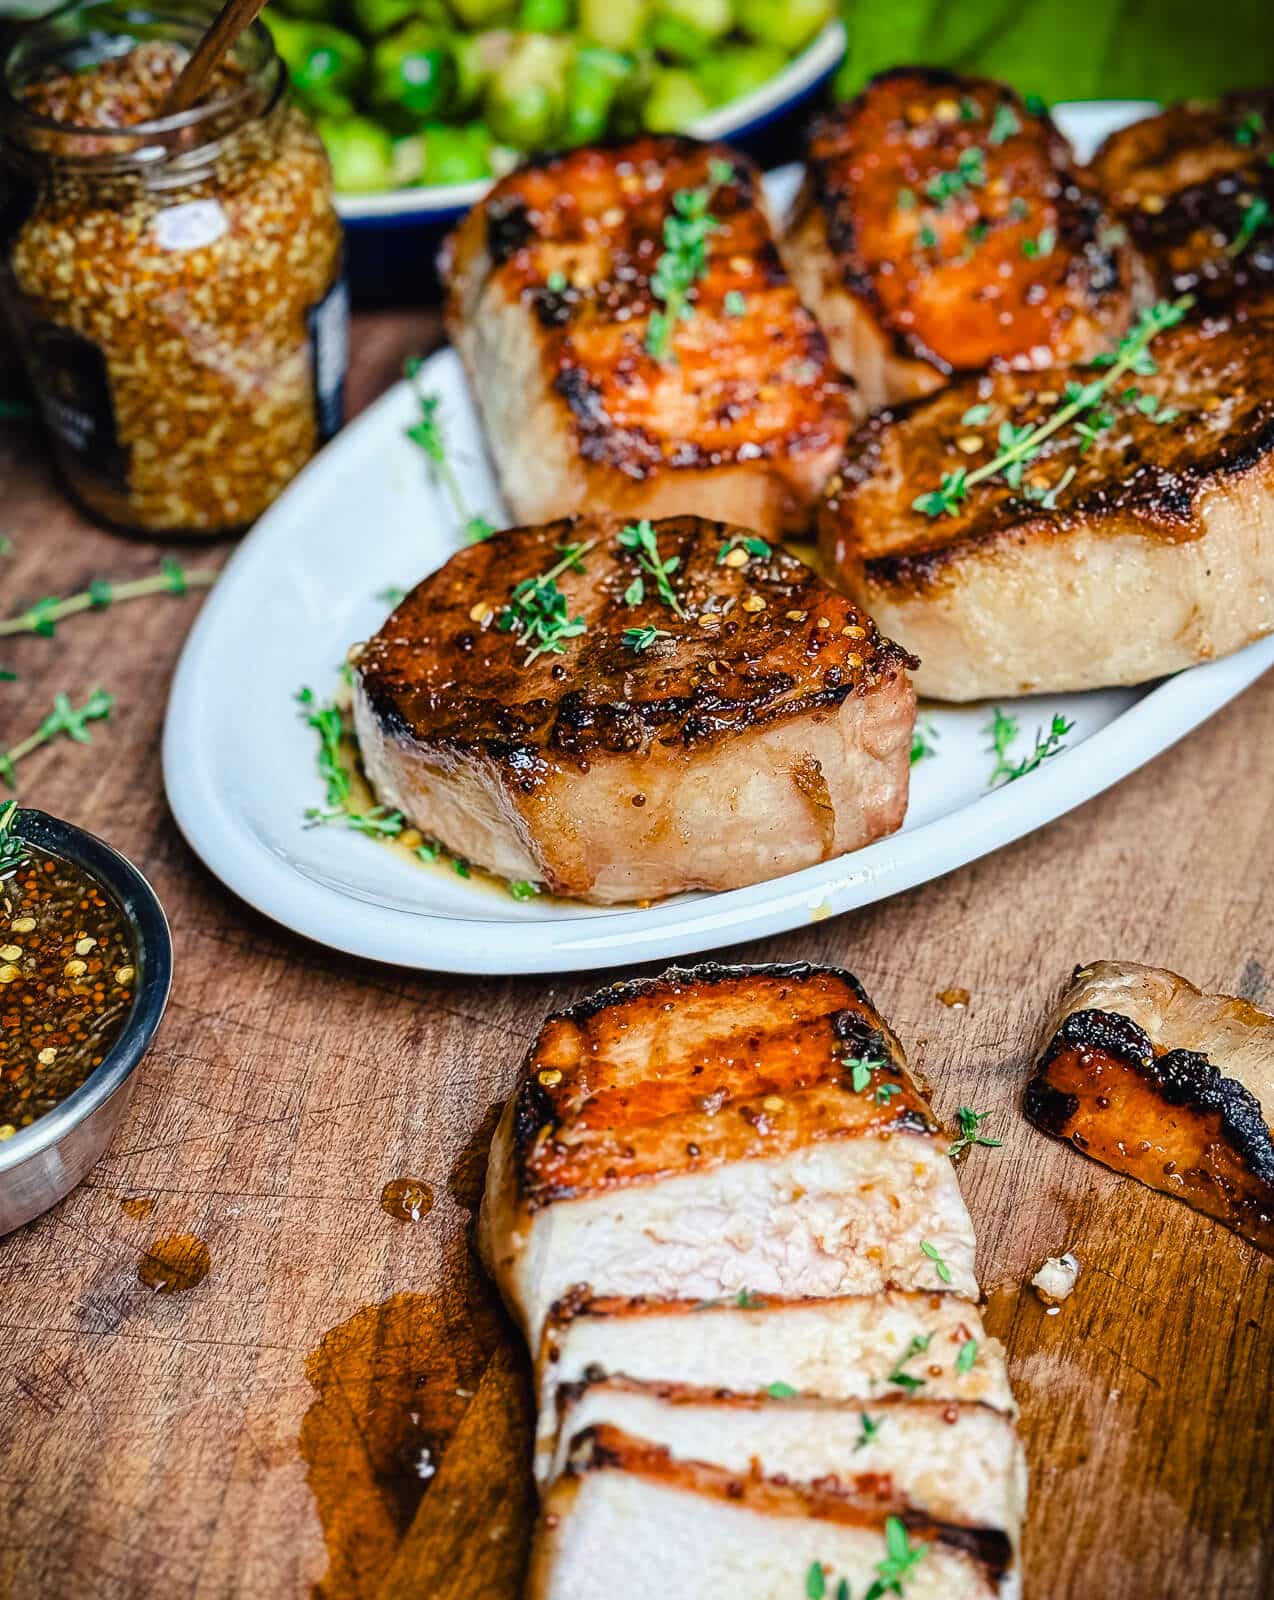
[308,277,349,443]
[26,323,129,488]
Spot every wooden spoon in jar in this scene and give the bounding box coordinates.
[157,0,271,118]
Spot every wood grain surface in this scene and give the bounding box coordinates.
[0,312,1270,1600]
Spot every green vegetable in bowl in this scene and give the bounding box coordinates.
[647,16,714,63]
[564,45,632,143]
[369,22,457,127]
[485,32,572,147]
[351,0,452,36]
[643,64,711,131]
[271,18,368,118]
[421,121,496,182]
[519,0,575,31]
[452,28,515,110]
[735,0,833,53]
[317,113,395,190]
[655,0,733,39]
[449,0,520,26]
[695,42,786,106]
[271,0,332,20]
[578,0,650,53]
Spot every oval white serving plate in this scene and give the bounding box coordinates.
[164,106,1273,974]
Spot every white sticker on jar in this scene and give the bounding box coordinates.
[153,199,228,253]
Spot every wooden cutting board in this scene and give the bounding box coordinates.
[0,313,1270,1600]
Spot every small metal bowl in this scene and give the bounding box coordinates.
[0,808,172,1235]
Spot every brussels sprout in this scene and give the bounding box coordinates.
[448,0,519,26]
[735,0,833,53]
[317,114,395,192]
[420,121,494,183]
[452,28,514,111]
[519,0,574,30]
[485,33,573,148]
[642,65,710,131]
[695,43,786,107]
[647,15,713,63]
[579,0,649,53]
[369,22,457,128]
[563,45,631,144]
[270,19,368,118]
[654,0,732,39]
[349,0,418,36]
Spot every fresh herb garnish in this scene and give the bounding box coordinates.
[404,359,496,543]
[1227,194,1271,258]
[377,586,407,605]
[854,1412,881,1451]
[618,521,686,617]
[948,1106,1003,1158]
[874,1082,902,1105]
[989,102,1020,145]
[0,558,215,639]
[0,688,113,791]
[1021,225,1056,259]
[956,1338,979,1374]
[716,533,772,565]
[920,1240,953,1285]
[545,269,568,293]
[960,403,992,427]
[498,539,596,664]
[925,145,986,207]
[984,706,1020,785]
[736,1288,765,1309]
[646,181,721,361]
[0,800,26,881]
[912,297,1193,518]
[723,289,747,317]
[865,1516,928,1600]
[1024,93,1047,115]
[845,1055,884,1093]
[910,718,939,765]
[453,857,471,878]
[416,839,441,863]
[766,1381,797,1399]
[806,1562,826,1600]
[887,1333,933,1394]
[1234,110,1265,147]
[896,186,917,211]
[508,879,540,900]
[988,712,1074,786]
[623,624,671,653]
[296,688,404,836]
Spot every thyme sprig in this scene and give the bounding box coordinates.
[404,360,496,543]
[1227,194,1271,259]
[865,1516,929,1600]
[853,1412,881,1452]
[913,296,1194,518]
[948,1106,1003,1158]
[0,800,26,880]
[887,1333,932,1394]
[645,166,734,361]
[618,520,686,617]
[0,558,216,639]
[0,688,113,790]
[987,711,1074,787]
[623,624,671,653]
[498,539,596,664]
[910,718,939,764]
[296,688,405,836]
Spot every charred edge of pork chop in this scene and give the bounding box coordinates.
[440,136,851,516]
[1025,1006,1274,1254]
[1090,90,1274,308]
[506,962,935,1207]
[556,1424,1014,1579]
[790,66,1138,386]
[356,517,916,763]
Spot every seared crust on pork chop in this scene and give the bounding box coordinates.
[1091,91,1274,310]
[1026,961,1274,1254]
[352,515,916,902]
[529,1427,1009,1600]
[783,68,1143,410]
[441,138,851,537]
[819,305,1274,699]
[479,963,977,1347]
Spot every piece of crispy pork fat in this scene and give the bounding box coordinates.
[441,137,852,538]
[1026,960,1274,1253]
[528,1429,1013,1600]
[479,963,979,1355]
[784,68,1144,411]
[352,515,916,904]
[819,305,1274,700]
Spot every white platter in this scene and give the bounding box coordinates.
[163,104,1273,974]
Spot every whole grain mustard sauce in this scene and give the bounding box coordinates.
[0,14,346,537]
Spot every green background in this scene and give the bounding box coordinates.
[835,0,1274,104]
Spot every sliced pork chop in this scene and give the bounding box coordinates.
[352,514,915,904]
[479,963,978,1352]
[1091,90,1274,311]
[529,1428,1011,1600]
[548,1382,1025,1536]
[1026,961,1274,1253]
[441,137,851,538]
[784,67,1144,410]
[819,302,1274,700]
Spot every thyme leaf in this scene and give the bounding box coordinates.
[956,1338,979,1374]
[948,1106,1003,1157]
[623,624,671,653]
[864,1516,928,1600]
[910,718,939,764]
[920,1239,954,1285]
[618,521,686,617]
[854,1412,881,1451]
[646,181,721,361]
[887,1333,932,1394]
[498,540,596,664]
[404,360,496,542]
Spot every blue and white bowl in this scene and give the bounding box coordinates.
[339,19,846,303]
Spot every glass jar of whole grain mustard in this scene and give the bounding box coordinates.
[0,0,347,537]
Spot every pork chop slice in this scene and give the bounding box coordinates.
[352,515,915,903]
[529,1427,1012,1599]
[783,67,1144,411]
[442,137,851,538]
[819,301,1274,700]
[480,963,978,1351]
[1090,90,1274,311]
[1026,960,1274,1253]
